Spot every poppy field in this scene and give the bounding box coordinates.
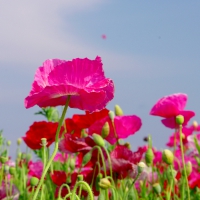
[1,56,200,200]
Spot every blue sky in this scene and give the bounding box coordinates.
[1,1,200,158]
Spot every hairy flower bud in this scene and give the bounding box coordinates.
[9,167,16,175]
[153,183,161,194]
[108,111,115,121]
[145,148,154,166]
[93,133,105,147]
[114,104,123,116]
[17,138,22,146]
[176,115,184,125]
[82,151,92,167]
[162,149,174,165]
[6,140,11,146]
[99,178,111,189]
[101,122,110,139]
[137,162,147,173]
[30,176,39,187]
[185,161,192,176]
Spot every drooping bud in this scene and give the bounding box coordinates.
[114,105,123,116]
[176,115,184,125]
[162,149,174,165]
[93,133,105,147]
[30,176,39,187]
[101,122,110,139]
[145,148,154,166]
[9,167,16,175]
[185,161,192,176]
[153,183,161,194]
[82,151,92,167]
[108,111,115,121]
[99,178,111,189]
[137,162,147,174]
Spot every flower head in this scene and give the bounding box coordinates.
[25,56,114,112]
[23,121,62,150]
[150,93,195,128]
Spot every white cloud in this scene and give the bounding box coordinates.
[0,0,107,67]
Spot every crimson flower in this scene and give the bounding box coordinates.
[51,171,67,186]
[24,56,114,113]
[150,93,195,128]
[89,115,142,144]
[23,121,62,150]
[109,145,145,178]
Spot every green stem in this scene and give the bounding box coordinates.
[167,165,174,200]
[71,181,94,200]
[102,146,113,178]
[92,146,107,177]
[32,96,71,200]
[179,124,190,200]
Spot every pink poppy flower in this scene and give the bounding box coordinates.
[89,115,142,144]
[150,93,195,128]
[28,161,43,179]
[101,34,107,39]
[25,56,114,112]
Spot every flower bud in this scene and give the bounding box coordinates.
[77,174,83,181]
[145,148,154,166]
[69,158,75,171]
[108,111,115,121]
[137,162,147,174]
[162,149,174,165]
[93,133,105,147]
[153,183,161,194]
[26,153,32,162]
[0,156,8,164]
[30,176,39,187]
[99,178,111,189]
[17,138,22,146]
[82,152,92,167]
[114,105,123,116]
[124,142,131,150]
[176,115,184,125]
[4,165,9,174]
[9,167,16,175]
[101,122,110,139]
[193,121,198,129]
[185,161,192,176]
[6,140,11,146]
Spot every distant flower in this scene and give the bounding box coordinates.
[25,56,114,113]
[89,115,142,144]
[166,127,193,147]
[28,161,43,178]
[101,34,107,39]
[23,121,62,150]
[150,93,195,128]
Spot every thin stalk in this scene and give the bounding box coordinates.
[179,124,190,200]
[32,96,71,200]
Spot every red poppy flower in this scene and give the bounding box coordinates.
[150,93,195,128]
[51,171,67,186]
[23,121,63,150]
